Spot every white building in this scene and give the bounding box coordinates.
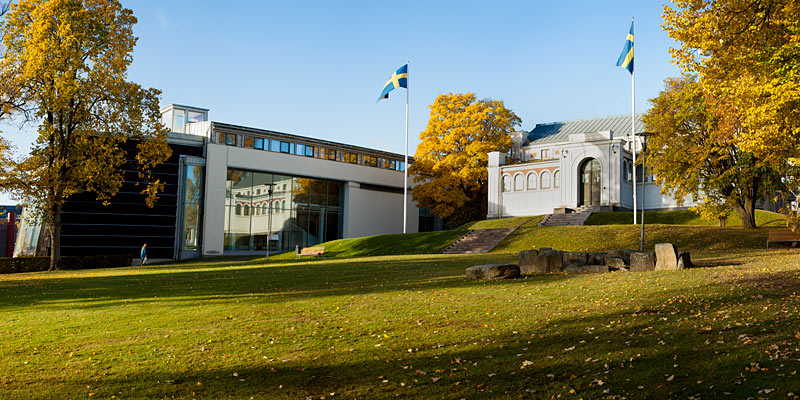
[487,115,693,218]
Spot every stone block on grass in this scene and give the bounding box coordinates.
[535,250,564,273]
[588,252,607,265]
[655,243,679,271]
[630,252,656,272]
[678,251,693,269]
[465,264,521,280]
[561,251,588,266]
[518,250,539,274]
[606,257,628,271]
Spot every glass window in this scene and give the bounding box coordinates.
[270,139,281,152]
[187,111,205,123]
[181,165,204,251]
[327,149,337,161]
[243,136,254,148]
[305,146,314,157]
[280,141,290,153]
[502,175,511,192]
[254,137,265,150]
[225,133,237,146]
[389,160,397,170]
[514,174,524,191]
[173,112,185,133]
[541,149,550,159]
[378,158,387,168]
[541,171,551,188]
[295,143,305,155]
[527,173,538,190]
[400,161,405,171]
[554,170,561,187]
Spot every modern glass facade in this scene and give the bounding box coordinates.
[181,164,204,251]
[224,168,343,252]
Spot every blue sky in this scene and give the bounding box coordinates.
[1,0,682,204]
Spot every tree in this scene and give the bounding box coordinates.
[409,93,520,227]
[0,0,171,270]
[663,0,800,164]
[643,75,782,229]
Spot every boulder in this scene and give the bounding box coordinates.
[518,250,540,274]
[465,264,521,280]
[606,257,628,271]
[534,250,563,273]
[604,249,632,265]
[564,263,608,274]
[630,252,656,272]
[655,243,679,271]
[677,251,693,269]
[561,251,588,266]
[588,252,607,265]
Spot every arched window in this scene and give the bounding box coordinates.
[554,170,561,188]
[502,175,511,192]
[244,205,250,216]
[527,172,538,190]
[541,171,552,189]
[514,174,524,191]
[282,200,287,209]
[262,204,268,214]
[255,205,260,215]
[235,204,241,215]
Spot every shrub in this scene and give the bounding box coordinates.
[0,255,133,274]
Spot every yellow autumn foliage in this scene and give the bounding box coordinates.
[409,93,520,226]
[0,0,171,269]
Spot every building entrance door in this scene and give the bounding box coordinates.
[580,159,601,206]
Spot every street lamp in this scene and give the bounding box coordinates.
[265,183,275,260]
[638,132,654,252]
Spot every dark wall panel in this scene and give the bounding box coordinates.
[60,142,203,259]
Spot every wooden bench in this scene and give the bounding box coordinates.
[297,246,325,259]
[767,229,800,248]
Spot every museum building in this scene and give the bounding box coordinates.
[15,104,418,260]
[487,115,695,218]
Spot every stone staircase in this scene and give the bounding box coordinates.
[441,228,516,254]
[538,205,600,227]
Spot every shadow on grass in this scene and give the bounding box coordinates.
[0,254,586,311]
[14,272,800,399]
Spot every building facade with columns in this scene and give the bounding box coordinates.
[487,115,694,218]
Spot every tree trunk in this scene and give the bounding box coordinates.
[732,198,757,229]
[49,203,62,271]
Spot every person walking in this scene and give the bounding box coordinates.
[140,243,148,265]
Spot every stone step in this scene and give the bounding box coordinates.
[441,228,515,254]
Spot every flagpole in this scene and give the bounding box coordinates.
[631,17,637,225]
[403,61,409,234]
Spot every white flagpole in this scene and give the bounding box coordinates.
[403,61,409,234]
[631,18,637,225]
[632,70,637,224]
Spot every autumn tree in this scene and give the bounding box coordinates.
[643,75,783,229]
[663,0,800,164]
[0,0,171,270]
[410,93,520,227]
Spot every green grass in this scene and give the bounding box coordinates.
[585,209,786,227]
[492,225,775,253]
[270,230,467,260]
[457,215,545,230]
[2,249,800,399]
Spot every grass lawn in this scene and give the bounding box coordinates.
[585,209,786,227]
[2,248,800,399]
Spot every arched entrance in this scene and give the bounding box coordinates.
[579,158,601,206]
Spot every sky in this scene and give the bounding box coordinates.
[0,0,683,205]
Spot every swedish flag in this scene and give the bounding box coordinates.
[377,64,408,101]
[616,22,634,74]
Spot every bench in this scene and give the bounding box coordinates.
[767,229,800,248]
[297,246,325,259]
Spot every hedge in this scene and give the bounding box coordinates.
[0,255,133,274]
